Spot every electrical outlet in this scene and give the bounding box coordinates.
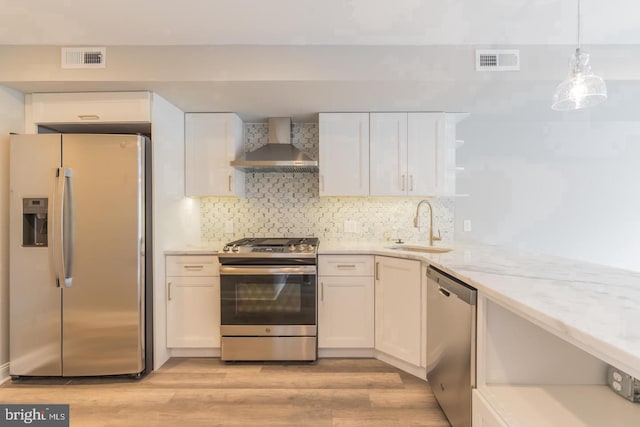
[463,220,472,232]
[225,220,234,234]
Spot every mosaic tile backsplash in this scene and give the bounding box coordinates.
[200,123,454,244]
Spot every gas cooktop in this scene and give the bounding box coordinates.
[220,237,319,257]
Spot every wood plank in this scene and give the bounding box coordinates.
[0,357,449,427]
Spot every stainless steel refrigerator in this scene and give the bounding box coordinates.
[9,133,152,378]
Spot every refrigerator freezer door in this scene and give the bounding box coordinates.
[61,134,146,376]
[9,134,63,376]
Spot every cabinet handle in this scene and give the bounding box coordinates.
[77,114,100,120]
[401,174,406,191]
[321,282,324,302]
[184,265,204,270]
[168,281,172,301]
[336,264,356,269]
[375,262,380,281]
[409,175,414,192]
[228,175,232,192]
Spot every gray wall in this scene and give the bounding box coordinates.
[455,114,640,271]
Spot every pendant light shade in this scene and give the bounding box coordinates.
[551,49,607,111]
[551,0,607,111]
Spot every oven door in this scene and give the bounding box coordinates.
[220,265,317,327]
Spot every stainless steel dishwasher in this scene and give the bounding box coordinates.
[426,266,477,427]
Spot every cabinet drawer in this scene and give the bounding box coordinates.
[318,255,374,276]
[31,92,151,124]
[166,255,220,277]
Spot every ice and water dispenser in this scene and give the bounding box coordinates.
[22,198,48,247]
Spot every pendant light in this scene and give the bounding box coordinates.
[551,0,607,111]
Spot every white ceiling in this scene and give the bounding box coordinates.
[2,0,639,45]
[1,0,639,121]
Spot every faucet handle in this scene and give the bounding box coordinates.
[433,229,442,241]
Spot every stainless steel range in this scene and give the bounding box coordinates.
[218,237,319,361]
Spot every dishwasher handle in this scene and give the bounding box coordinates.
[427,266,477,305]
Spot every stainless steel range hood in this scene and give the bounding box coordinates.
[230,117,318,173]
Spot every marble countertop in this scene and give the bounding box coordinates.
[164,242,222,255]
[319,241,640,379]
[167,240,640,378]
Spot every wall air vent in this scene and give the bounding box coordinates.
[61,47,106,69]
[475,49,520,71]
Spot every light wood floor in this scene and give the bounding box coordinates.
[0,358,450,427]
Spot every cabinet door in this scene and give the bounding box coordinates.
[407,113,441,195]
[185,113,245,197]
[166,276,220,348]
[375,256,421,365]
[319,113,370,196]
[30,92,151,124]
[318,276,374,348]
[370,113,408,196]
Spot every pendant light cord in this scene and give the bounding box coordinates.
[573,0,582,73]
[577,0,582,52]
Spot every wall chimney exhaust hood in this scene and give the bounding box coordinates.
[230,117,318,172]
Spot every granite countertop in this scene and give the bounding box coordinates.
[319,241,640,379]
[166,240,640,378]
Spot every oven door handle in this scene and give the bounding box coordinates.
[219,265,317,275]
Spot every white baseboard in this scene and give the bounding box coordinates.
[0,362,10,385]
[169,348,220,358]
[318,348,375,358]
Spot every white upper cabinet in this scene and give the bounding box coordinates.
[318,113,370,196]
[185,113,245,197]
[407,113,439,195]
[29,92,151,125]
[369,113,408,196]
[370,112,461,197]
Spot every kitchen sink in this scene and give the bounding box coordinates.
[387,244,453,254]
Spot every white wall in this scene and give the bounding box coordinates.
[0,86,25,382]
[150,94,200,369]
[455,115,640,271]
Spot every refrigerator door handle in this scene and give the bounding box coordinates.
[54,167,74,288]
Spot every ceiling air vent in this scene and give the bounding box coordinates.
[61,47,106,69]
[475,49,520,71]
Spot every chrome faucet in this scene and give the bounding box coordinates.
[414,199,441,246]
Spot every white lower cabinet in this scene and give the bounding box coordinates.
[318,255,374,349]
[472,390,508,427]
[374,256,422,366]
[166,255,220,348]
